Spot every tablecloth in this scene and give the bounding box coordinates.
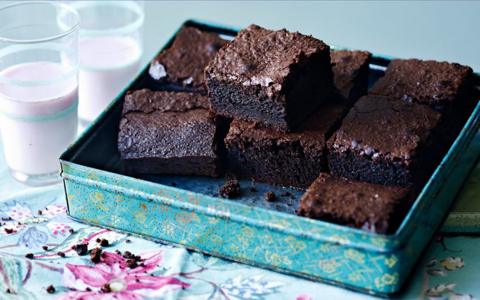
[0,140,479,300]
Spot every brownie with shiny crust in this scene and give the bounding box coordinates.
[148,26,227,93]
[331,50,371,102]
[224,50,370,187]
[327,94,442,187]
[205,24,334,132]
[118,89,228,176]
[370,59,473,111]
[297,173,412,234]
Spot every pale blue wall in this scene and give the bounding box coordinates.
[142,1,480,71]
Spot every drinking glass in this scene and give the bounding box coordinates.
[0,2,80,186]
[67,1,144,125]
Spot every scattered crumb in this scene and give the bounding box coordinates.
[37,210,43,215]
[73,244,88,256]
[96,238,101,243]
[86,287,92,292]
[100,239,109,247]
[69,228,75,234]
[219,179,241,199]
[125,239,132,244]
[42,245,48,251]
[265,192,277,202]
[90,248,102,263]
[126,258,138,269]
[46,285,55,294]
[25,253,34,259]
[57,251,66,258]
[101,283,111,293]
[4,228,14,234]
[5,288,13,294]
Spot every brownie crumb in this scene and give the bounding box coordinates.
[100,239,109,247]
[219,179,241,199]
[46,285,55,294]
[265,192,277,202]
[57,251,66,258]
[73,244,88,256]
[90,248,102,263]
[37,210,43,215]
[96,238,102,243]
[69,228,75,234]
[115,250,122,255]
[4,228,14,234]
[25,253,34,259]
[125,239,132,244]
[126,258,138,269]
[2,217,12,221]
[123,251,133,259]
[42,245,48,251]
[101,283,111,293]
[6,288,13,294]
[86,287,92,292]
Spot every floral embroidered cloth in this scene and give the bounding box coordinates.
[0,146,478,300]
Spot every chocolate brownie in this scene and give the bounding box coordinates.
[370,59,475,151]
[149,26,227,93]
[331,50,371,102]
[224,51,370,187]
[370,59,473,111]
[327,94,442,187]
[118,89,228,176]
[205,24,334,132]
[297,173,412,234]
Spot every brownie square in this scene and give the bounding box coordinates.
[370,59,475,163]
[224,50,370,187]
[205,24,334,132]
[148,26,228,93]
[297,173,412,234]
[118,89,228,177]
[225,100,347,188]
[331,50,371,102]
[370,59,473,111]
[327,94,442,187]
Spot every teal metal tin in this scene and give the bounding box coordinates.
[60,20,480,296]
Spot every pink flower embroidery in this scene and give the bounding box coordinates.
[60,250,189,300]
[296,294,312,300]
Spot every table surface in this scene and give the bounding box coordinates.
[1,1,480,299]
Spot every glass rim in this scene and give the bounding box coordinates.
[71,1,144,37]
[0,1,80,44]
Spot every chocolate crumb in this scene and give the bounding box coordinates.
[101,283,111,293]
[86,287,92,292]
[37,210,43,215]
[115,250,122,255]
[126,258,138,269]
[6,288,13,294]
[57,251,66,258]
[69,228,75,234]
[1,217,12,221]
[25,253,34,259]
[265,192,277,202]
[96,238,101,243]
[73,244,88,256]
[42,245,48,251]
[123,251,132,259]
[100,239,109,247]
[46,285,55,294]
[219,179,241,199]
[90,247,102,263]
[125,239,132,244]
[5,228,14,234]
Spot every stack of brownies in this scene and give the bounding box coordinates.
[118,24,475,234]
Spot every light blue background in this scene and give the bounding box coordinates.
[141,1,480,71]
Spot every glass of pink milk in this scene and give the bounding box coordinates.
[70,1,144,125]
[0,2,79,186]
